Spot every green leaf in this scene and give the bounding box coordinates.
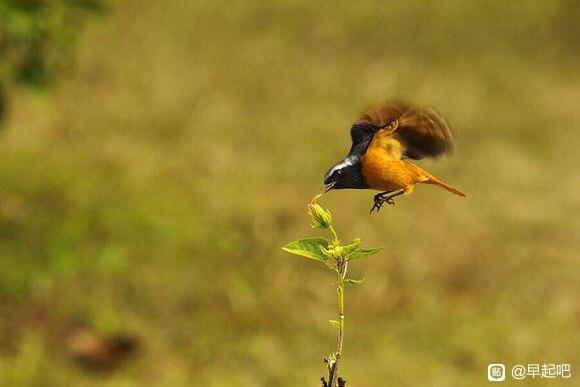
[281,237,329,262]
[328,320,341,329]
[338,238,361,256]
[346,246,383,260]
[345,278,365,286]
[320,245,335,258]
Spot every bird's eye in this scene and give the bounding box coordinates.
[336,170,343,175]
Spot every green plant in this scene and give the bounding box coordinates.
[282,195,382,387]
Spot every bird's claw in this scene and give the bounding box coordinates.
[370,194,395,213]
[370,196,382,214]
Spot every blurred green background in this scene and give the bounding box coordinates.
[1,1,579,386]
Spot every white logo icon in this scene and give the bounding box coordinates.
[488,364,506,382]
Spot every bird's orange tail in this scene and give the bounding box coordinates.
[425,176,465,197]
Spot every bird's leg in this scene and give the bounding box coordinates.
[384,189,405,203]
[370,189,405,213]
[370,191,392,213]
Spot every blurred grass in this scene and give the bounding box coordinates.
[0,0,579,386]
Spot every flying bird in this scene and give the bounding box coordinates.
[323,102,465,213]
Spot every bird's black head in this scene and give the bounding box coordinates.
[323,155,368,192]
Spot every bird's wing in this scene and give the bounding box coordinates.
[348,102,408,157]
[394,106,454,159]
[350,102,454,160]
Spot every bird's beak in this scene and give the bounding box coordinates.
[322,181,336,193]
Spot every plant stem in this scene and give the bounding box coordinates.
[329,259,348,387]
[329,225,339,245]
[326,224,347,386]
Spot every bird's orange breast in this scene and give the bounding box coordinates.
[361,151,405,191]
[361,150,428,191]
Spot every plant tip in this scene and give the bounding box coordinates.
[311,193,324,204]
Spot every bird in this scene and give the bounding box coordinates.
[322,101,465,213]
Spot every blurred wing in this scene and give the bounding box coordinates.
[394,107,454,160]
[356,102,409,127]
[348,102,408,156]
[348,102,454,160]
